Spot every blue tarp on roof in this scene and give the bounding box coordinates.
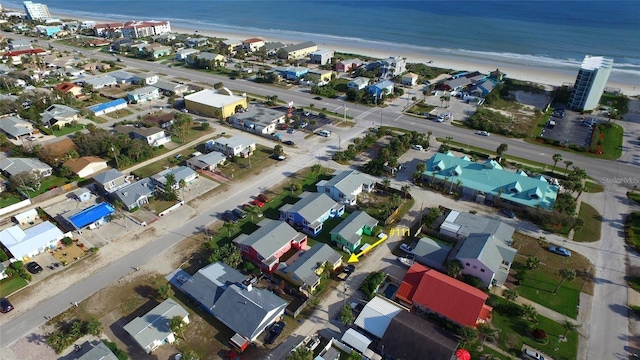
[68,202,115,229]
[88,98,126,113]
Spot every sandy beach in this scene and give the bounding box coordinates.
[23,7,639,97]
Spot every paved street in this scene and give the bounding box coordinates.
[1,34,639,359]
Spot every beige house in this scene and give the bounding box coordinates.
[401,72,419,86]
[63,156,109,178]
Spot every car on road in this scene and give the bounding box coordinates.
[223,210,239,223]
[283,140,295,146]
[0,298,14,313]
[313,96,323,100]
[548,246,571,257]
[177,274,189,284]
[399,244,413,254]
[272,154,286,161]
[26,262,43,274]
[264,321,285,344]
[476,131,490,136]
[232,208,247,219]
[251,199,265,208]
[411,144,424,151]
[501,208,516,218]
[116,58,122,62]
[258,193,270,203]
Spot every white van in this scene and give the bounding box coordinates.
[318,130,331,137]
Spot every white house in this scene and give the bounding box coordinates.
[228,106,287,135]
[346,77,370,91]
[0,222,66,260]
[123,298,189,354]
[208,135,256,157]
[63,156,109,178]
[316,170,375,205]
[114,125,171,147]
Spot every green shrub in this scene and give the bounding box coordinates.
[0,249,8,262]
[359,271,386,300]
[10,261,23,270]
[62,237,73,246]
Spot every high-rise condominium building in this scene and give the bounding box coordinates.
[568,55,613,111]
[23,1,51,21]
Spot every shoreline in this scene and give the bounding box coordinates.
[12,6,640,96]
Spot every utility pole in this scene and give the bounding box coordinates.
[111,146,119,168]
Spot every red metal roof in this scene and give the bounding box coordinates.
[4,48,46,57]
[395,263,430,303]
[405,264,491,327]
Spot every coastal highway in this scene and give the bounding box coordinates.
[7,35,640,359]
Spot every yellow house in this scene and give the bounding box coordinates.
[184,89,247,119]
[285,41,318,59]
[306,69,334,83]
[277,243,342,294]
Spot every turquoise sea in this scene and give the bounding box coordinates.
[4,0,640,85]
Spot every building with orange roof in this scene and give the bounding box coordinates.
[63,156,109,178]
[54,82,83,97]
[395,263,492,328]
[242,38,265,53]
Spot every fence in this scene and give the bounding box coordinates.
[0,199,32,217]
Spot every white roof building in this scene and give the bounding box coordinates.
[354,295,405,338]
[0,222,65,260]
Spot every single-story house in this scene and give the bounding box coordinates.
[123,298,189,354]
[114,125,171,147]
[184,89,247,119]
[152,80,188,96]
[329,211,378,253]
[346,77,370,91]
[141,112,174,129]
[275,66,309,80]
[0,116,34,139]
[316,169,375,205]
[81,62,111,72]
[228,106,287,135]
[186,152,227,171]
[208,135,256,157]
[62,202,115,231]
[468,79,496,96]
[0,221,65,260]
[279,192,345,236]
[13,208,38,226]
[0,157,53,178]
[368,80,395,99]
[412,237,452,271]
[87,98,128,116]
[234,219,307,273]
[75,342,119,360]
[395,263,492,328]
[401,72,419,86]
[54,82,83,97]
[93,168,129,194]
[40,104,80,127]
[111,178,155,211]
[277,243,342,294]
[150,166,197,192]
[143,44,172,59]
[63,156,109,178]
[175,48,199,61]
[126,86,160,102]
[72,188,92,202]
[422,153,559,209]
[193,52,227,65]
[187,37,210,48]
[109,70,136,84]
[179,262,288,342]
[133,73,159,86]
[81,75,117,89]
[306,69,333,83]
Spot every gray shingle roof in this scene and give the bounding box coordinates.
[186,152,226,169]
[281,243,341,287]
[215,135,255,149]
[114,125,165,138]
[330,211,378,245]
[0,116,32,138]
[93,168,125,185]
[151,166,196,187]
[448,211,515,243]
[76,342,119,360]
[413,237,452,266]
[282,192,342,223]
[0,157,52,177]
[123,299,188,352]
[181,262,246,311]
[317,170,373,201]
[112,178,155,208]
[456,233,516,283]
[234,219,302,259]
[285,41,316,52]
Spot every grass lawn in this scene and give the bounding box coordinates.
[599,123,624,159]
[626,212,640,249]
[573,202,602,242]
[491,301,579,360]
[584,181,604,193]
[216,145,277,181]
[131,149,197,178]
[628,276,640,293]
[24,176,72,198]
[53,124,86,137]
[0,193,23,207]
[406,102,436,117]
[105,109,134,119]
[515,263,581,318]
[144,198,178,214]
[170,125,215,144]
[628,191,640,204]
[0,276,29,297]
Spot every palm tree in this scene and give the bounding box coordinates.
[503,289,519,301]
[311,164,323,179]
[554,268,576,294]
[496,143,508,159]
[170,316,186,339]
[563,160,573,174]
[522,304,538,322]
[561,319,581,338]
[381,178,391,191]
[222,220,238,237]
[247,205,261,221]
[445,259,463,278]
[551,153,563,173]
[85,318,102,336]
[156,282,174,300]
[401,185,411,198]
[526,256,541,270]
[340,305,355,325]
[476,323,497,348]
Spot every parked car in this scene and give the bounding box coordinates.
[304,111,312,116]
[264,321,286,344]
[232,208,247,219]
[26,262,43,274]
[258,193,270,203]
[343,264,355,274]
[522,348,545,360]
[399,244,413,254]
[318,130,331,137]
[548,246,571,257]
[242,203,254,211]
[223,210,238,223]
[283,140,295,146]
[0,298,14,313]
[313,96,323,100]
[251,199,265,208]
[287,128,296,134]
[272,154,286,161]
[411,144,424,151]
[501,208,516,218]
[476,131,490,136]
[299,122,308,129]
[223,350,241,360]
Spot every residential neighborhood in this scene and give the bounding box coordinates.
[0,3,636,360]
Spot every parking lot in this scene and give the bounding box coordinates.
[539,110,599,147]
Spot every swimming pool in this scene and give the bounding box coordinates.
[383,283,398,299]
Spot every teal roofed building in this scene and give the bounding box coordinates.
[422,153,559,210]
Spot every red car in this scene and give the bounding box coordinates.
[251,199,265,208]
[242,203,254,211]
[224,350,241,360]
[258,193,270,203]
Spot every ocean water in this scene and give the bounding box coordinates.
[4,0,640,84]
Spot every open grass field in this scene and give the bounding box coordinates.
[573,202,602,242]
[0,276,29,297]
[629,191,640,204]
[53,124,86,137]
[626,212,640,249]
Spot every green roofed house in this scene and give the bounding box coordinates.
[422,152,559,210]
[330,210,378,253]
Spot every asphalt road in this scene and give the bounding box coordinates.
[3,34,639,359]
